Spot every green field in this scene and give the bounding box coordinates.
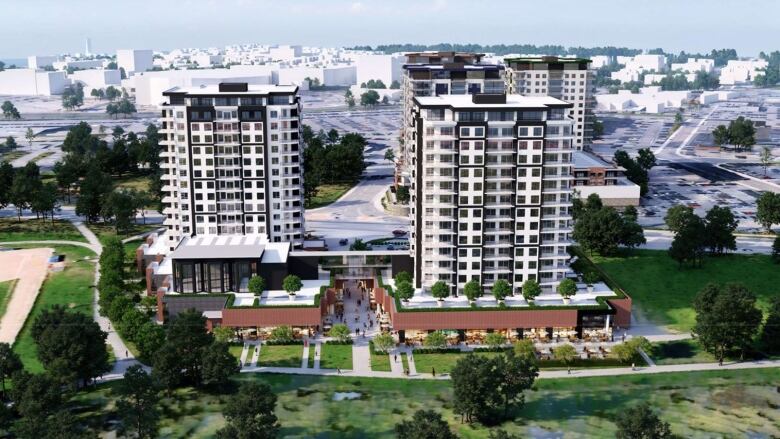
[412,350,633,374]
[114,174,152,193]
[0,218,87,243]
[88,222,161,246]
[0,279,18,320]
[228,344,244,362]
[258,344,304,367]
[590,249,780,332]
[0,150,27,162]
[370,349,391,372]
[30,151,54,163]
[652,339,718,365]
[69,368,780,438]
[319,344,353,370]
[8,244,96,371]
[305,183,353,209]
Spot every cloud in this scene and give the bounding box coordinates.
[350,1,365,13]
[431,0,447,11]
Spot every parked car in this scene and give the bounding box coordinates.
[392,229,407,236]
[339,238,348,245]
[387,245,395,250]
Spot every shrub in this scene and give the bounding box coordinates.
[248,275,265,295]
[463,280,482,302]
[484,332,506,348]
[396,281,414,301]
[394,271,412,285]
[430,281,449,300]
[521,279,541,301]
[492,279,511,301]
[269,325,295,343]
[423,331,447,348]
[557,278,577,298]
[584,271,600,285]
[282,275,303,295]
[372,332,395,353]
[328,323,352,342]
[513,339,537,361]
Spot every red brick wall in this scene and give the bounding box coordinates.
[608,297,632,328]
[221,307,322,327]
[375,287,578,330]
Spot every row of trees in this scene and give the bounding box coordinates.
[0,162,59,221]
[711,116,756,152]
[106,98,137,118]
[665,204,738,267]
[98,237,165,361]
[655,71,720,91]
[301,126,366,205]
[693,283,780,364]
[89,85,124,101]
[358,79,400,89]
[614,148,656,196]
[573,194,646,255]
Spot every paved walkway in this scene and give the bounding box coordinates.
[0,248,53,343]
[237,357,780,381]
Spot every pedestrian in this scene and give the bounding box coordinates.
[337,368,341,375]
[394,354,398,362]
[631,362,635,371]
[404,368,409,376]
[125,350,128,357]
[431,367,435,377]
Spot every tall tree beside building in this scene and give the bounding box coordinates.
[693,283,762,364]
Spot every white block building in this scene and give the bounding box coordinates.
[159,83,306,251]
[595,87,691,114]
[117,49,154,75]
[719,59,769,85]
[27,55,58,70]
[409,93,576,293]
[69,69,121,95]
[670,58,714,73]
[355,54,405,87]
[0,69,71,95]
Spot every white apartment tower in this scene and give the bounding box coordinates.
[410,93,575,295]
[160,83,305,251]
[505,57,594,150]
[399,52,505,186]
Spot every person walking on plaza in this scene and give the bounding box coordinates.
[431,367,436,377]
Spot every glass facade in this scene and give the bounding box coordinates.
[173,259,260,293]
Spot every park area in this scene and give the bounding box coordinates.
[258,344,304,368]
[319,343,353,370]
[305,183,353,209]
[0,218,87,243]
[67,368,780,438]
[589,249,780,332]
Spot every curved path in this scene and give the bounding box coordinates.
[0,221,143,379]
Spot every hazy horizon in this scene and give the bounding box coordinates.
[1,0,778,58]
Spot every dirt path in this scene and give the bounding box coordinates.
[0,248,53,343]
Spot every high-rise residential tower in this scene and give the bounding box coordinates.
[505,57,594,150]
[409,93,575,295]
[159,83,305,251]
[398,52,505,186]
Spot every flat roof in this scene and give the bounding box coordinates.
[171,235,270,260]
[163,84,297,96]
[504,56,591,64]
[572,150,618,169]
[414,94,571,109]
[404,64,503,71]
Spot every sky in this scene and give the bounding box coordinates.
[0,0,778,58]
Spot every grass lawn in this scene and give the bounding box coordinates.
[70,368,780,438]
[228,344,244,362]
[370,349,391,372]
[0,150,27,162]
[652,339,718,365]
[308,342,316,368]
[88,222,161,246]
[0,218,87,243]
[0,279,18,320]
[590,249,780,332]
[114,174,152,193]
[319,343,353,370]
[305,183,353,209]
[9,244,96,372]
[30,151,55,163]
[412,350,637,375]
[258,344,303,368]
